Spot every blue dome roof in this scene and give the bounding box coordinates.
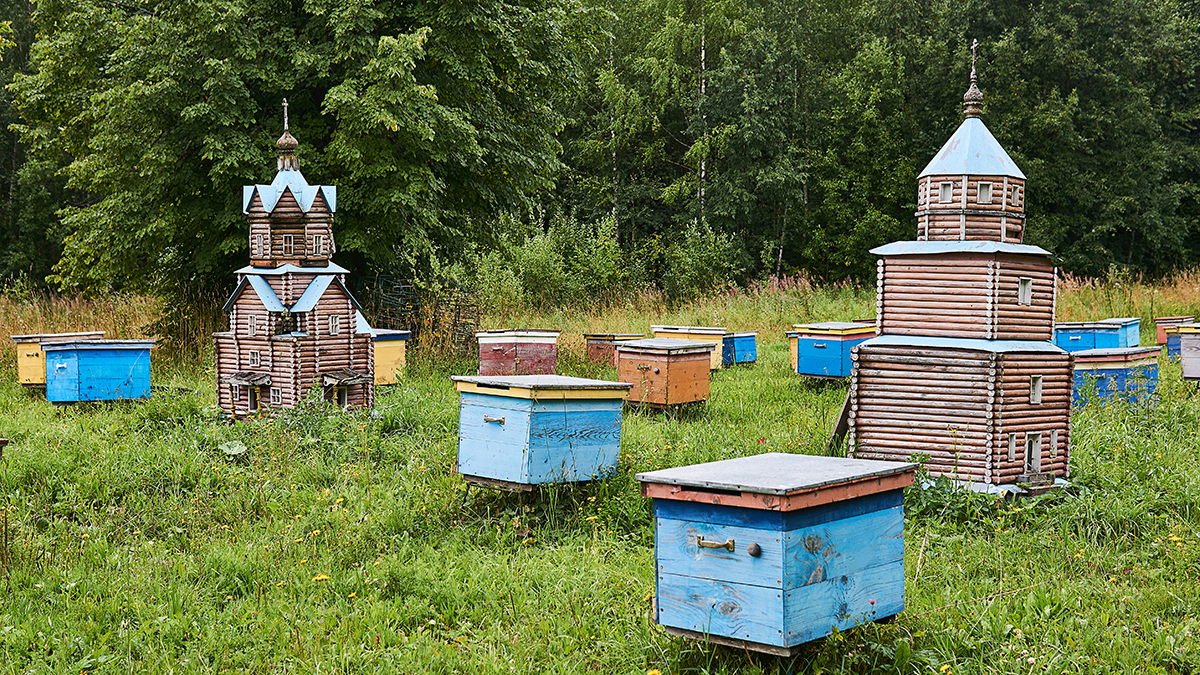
[918,117,1025,179]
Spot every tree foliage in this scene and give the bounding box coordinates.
[10,0,584,293]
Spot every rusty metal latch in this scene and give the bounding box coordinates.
[483,415,505,424]
[697,535,735,552]
[814,343,827,348]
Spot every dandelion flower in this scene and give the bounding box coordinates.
[348,592,357,598]
[299,559,308,564]
[276,581,285,587]
[940,666,951,673]
[310,530,321,537]
[294,538,302,543]
[647,670,662,675]
[312,574,331,582]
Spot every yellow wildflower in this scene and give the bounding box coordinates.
[312,574,331,582]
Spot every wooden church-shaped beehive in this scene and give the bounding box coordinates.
[214,103,381,418]
[848,50,1072,487]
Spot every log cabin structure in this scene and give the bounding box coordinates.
[849,46,1073,488]
[214,102,377,418]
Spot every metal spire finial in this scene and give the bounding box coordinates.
[963,38,984,119]
[970,39,978,84]
[283,98,289,132]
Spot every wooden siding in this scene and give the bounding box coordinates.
[849,344,1070,485]
[877,254,1053,340]
[993,352,1072,481]
[617,350,710,406]
[849,344,997,482]
[915,176,1026,242]
[247,190,336,268]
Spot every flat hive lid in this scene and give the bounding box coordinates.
[1174,324,1200,334]
[1099,317,1139,326]
[1153,316,1194,324]
[1056,321,1121,331]
[1073,346,1161,364]
[372,329,411,342]
[452,374,631,399]
[11,331,105,344]
[651,325,726,336]
[724,331,757,338]
[583,333,644,340]
[637,452,916,496]
[616,338,715,354]
[791,322,876,335]
[42,339,156,351]
[475,329,560,338]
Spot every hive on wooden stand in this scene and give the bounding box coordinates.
[849,47,1073,490]
[213,101,382,419]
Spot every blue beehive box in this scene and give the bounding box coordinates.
[1072,346,1160,406]
[789,322,876,378]
[43,340,154,403]
[721,332,757,366]
[638,453,917,656]
[1054,318,1140,352]
[452,375,632,490]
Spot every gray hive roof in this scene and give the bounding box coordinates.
[918,117,1025,179]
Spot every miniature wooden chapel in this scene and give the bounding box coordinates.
[214,102,378,418]
[848,46,1073,487]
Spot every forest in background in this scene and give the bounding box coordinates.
[0,0,1198,308]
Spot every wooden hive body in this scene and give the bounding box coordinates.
[1072,346,1161,405]
[651,325,727,370]
[476,330,560,376]
[849,82,1073,487]
[1153,316,1193,344]
[43,340,154,403]
[214,120,380,419]
[874,243,1056,341]
[616,338,713,406]
[10,331,105,385]
[1054,318,1140,352]
[452,375,632,489]
[1174,326,1200,380]
[721,332,758,366]
[789,322,877,378]
[583,333,644,366]
[638,453,916,655]
[850,336,1071,485]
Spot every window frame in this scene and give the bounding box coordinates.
[1025,432,1043,472]
[977,182,993,204]
[1030,374,1043,404]
[270,387,282,406]
[328,314,341,336]
[247,314,258,336]
[248,350,260,367]
[1018,277,1033,305]
[283,234,294,256]
[938,182,953,204]
[248,386,260,412]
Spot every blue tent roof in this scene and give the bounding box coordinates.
[871,241,1052,257]
[221,275,286,312]
[919,117,1025,179]
[861,334,1065,354]
[243,170,337,214]
[290,275,362,313]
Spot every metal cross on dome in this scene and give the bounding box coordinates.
[970,38,979,81]
[283,98,289,131]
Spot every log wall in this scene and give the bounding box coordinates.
[247,189,336,267]
[878,254,1055,340]
[915,175,1026,242]
[992,352,1072,481]
[848,344,998,483]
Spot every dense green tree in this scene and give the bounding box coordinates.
[11,0,585,294]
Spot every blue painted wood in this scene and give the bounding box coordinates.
[1073,364,1158,406]
[656,561,905,648]
[796,334,872,377]
[653,490,902,531]
[1167,335,1181,358]
[1055,319,1140,352]
[652,489,907,649]
[1054,329,1097,351]
[655,506,903,591]
[722,333,758,366]
[456,392,624,485]
[44,343,152,402]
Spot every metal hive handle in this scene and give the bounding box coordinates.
[696,535,734,552]
[483,415,505,424]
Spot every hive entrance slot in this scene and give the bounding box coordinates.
[682,485,742,497]
[476,383,511,391]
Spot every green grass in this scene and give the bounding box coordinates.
[1,291,1199,673]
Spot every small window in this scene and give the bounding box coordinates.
[939,182,953,203]
[1012,185,1022,205]
[328,314,341,335]
[1030,375,1043,404]
[270,387,282,406]
[978,182,992,204]
[283,235,294,256]
[336,386,349,407]
[1008,434,1017,462]
[248,386,260,412]
[1018,277,1033,305]
[1025,432,1043,472]
[313,234,325,255]
[248,350,260,367]
[247,315,258,336]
